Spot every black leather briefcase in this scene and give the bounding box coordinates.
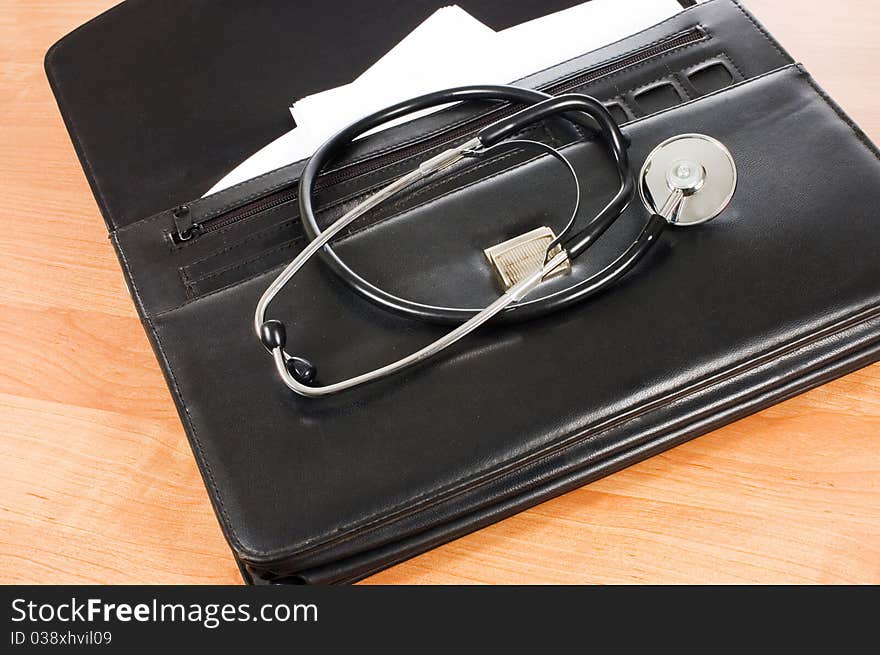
[46,0,880,583]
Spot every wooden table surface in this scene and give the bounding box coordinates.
[1,0,878,585]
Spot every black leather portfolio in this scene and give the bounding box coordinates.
[47,0,880,583]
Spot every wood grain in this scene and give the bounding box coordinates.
[1,0,877,585]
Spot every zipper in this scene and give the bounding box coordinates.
[173,188,300,241]
[173,26,706,242]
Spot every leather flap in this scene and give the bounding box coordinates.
[45,0,591,229]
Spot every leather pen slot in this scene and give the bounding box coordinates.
[172,26,709,243]
[182,237,304,299]
[683,54,741,96]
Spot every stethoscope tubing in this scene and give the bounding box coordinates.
[297,85,637,325]
[255,84,684,396]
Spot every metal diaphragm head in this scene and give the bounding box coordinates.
[639,133,737,226]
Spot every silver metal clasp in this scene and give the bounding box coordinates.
[484,226,571,291]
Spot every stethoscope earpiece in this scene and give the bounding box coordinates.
[640,133,737,226]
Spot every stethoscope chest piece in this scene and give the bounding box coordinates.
[639,133,737,226]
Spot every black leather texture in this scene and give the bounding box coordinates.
[46,0,880,584]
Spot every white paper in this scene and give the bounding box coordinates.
[290,6,502,149]
[495,0,684,81]
[204,0,683,197]
[204,6,494,195]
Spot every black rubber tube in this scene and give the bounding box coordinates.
[298,84,647,325]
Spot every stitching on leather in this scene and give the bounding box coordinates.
[45,0,141,231]
[555,25,710,99]
[676,76,693,102]
[183,243,292,298]
[536,25,708,90]
[619,63,797,128]
[799,67,880,160]
[196,165,306,222]
[183,220,300,272]
[178,264,193,290]
[218,64,880,560]
[730,0,789,61]
[404,150,527,203]
[46,50,115,230]
[110,230,247,553]
[719,53,746,81]
[630,73,689,105]
[187,239,303,290]
[625,45,742,108]
[616,97,635,120]
[682,53,745,85]
[516,0,723,83]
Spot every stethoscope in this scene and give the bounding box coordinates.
[255,85,737,397]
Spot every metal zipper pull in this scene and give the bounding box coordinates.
[172,205,198,241]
